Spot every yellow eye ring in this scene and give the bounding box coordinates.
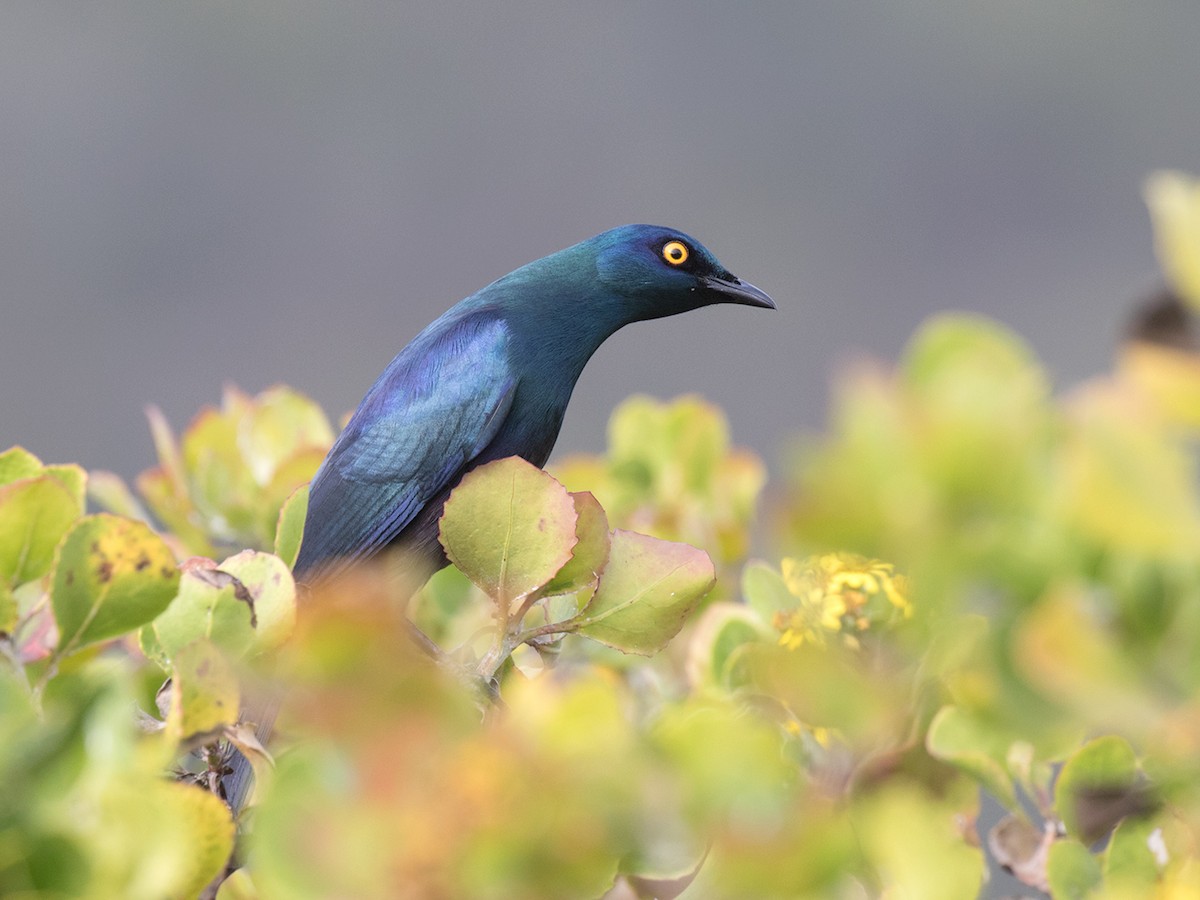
[662,240,689,266]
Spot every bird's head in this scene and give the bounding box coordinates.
[588,224,775,322]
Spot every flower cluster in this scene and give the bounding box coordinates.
[772,553,911,650]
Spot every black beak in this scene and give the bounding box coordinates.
[699,274,776,309]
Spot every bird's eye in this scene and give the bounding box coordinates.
[661,240,689,266]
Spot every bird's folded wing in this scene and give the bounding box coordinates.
[294,315,516,576]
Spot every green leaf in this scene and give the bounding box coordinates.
[145,404,188,495]
[0,474,84,586]
[902,313,1046,398]
[262,448,324,541]
[273,483,309,570]
[925,705,1018,809]
[608,395,730,493]
[686,602,766,688]
[1061,394,1200,556]
[138,619,168,669]
[540,491,610,596]
[136,466,216,558]
[854,784,985,900]
[167,638,240,747]
[740,559,794,620]
[1103,816,1163,886]
[152,551,296,662]
[575,529,715,656]
[154,780,236,897]
[44,464,86,509]
[182,407,259,538]
[49,514,180,657]
[0,446,44,486]
[237,385,334,485]
[438,457,578,612]
[1045,839,1103,899]
[82,775,234,898]
[87,470,152,521]
[1055,735,1139,843]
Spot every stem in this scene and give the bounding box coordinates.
[476,632,515,682]
[402,613,504,707]
[515,619,579,646]
[513,592,541,623]
[401,617,443,662]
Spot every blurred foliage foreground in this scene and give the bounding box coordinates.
[4,173,1200,899]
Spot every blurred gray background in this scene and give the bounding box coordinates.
[3,2,1197,480]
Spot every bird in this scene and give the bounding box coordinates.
[223,223,774,813]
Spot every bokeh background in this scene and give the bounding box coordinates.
[3,2,1198,479]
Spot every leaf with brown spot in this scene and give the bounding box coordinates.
[49,514,180,658]
[1056,735,1147,845]
[151,550,296,662]
[167,638,240,749]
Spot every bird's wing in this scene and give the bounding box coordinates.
[295,314,516,576]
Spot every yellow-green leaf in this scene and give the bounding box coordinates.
[0,446,44,486]
[237,385,334,486]
[145,404,188,495]
[44,464,86,509]
[152,551,295,662]
[926,705,1018,810]
[1103,816,1163,886]
[1045,839,1103,900]
[575,529,715,656]
[685,602,766,688]
[740,559,794,620]
[438,457,578,613]
[167,638,240,747]
[273,483,309,570]
[182,407,258,538]
[0,474,84,586]
[135,467,216,558]
[540,491,610,596]
[50,514,180,656]
[88,469,152,521]
[156,780,236,898]
[1055,735,1139,844]
[853,783,984,900]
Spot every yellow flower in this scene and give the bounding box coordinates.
[772,553,911,649]
[884,574,913,617]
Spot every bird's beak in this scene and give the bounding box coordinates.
[699,274,776,309]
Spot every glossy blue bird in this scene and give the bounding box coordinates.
[225,224,773,812]
[293,223,774,580]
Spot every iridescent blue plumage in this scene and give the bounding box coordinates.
[292,223,774,580]
[225,224,773,813]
